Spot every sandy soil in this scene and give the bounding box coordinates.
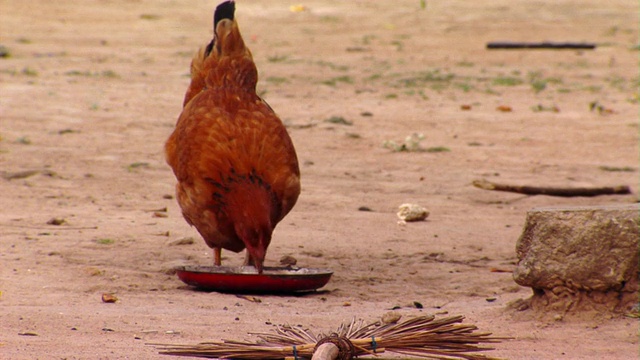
[1,1,638,359]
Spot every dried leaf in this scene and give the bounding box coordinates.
[168,237,195,246]
[3,170,40,180]
[236,295,262,303]
[47,217,66,226]
[18,331,39,336]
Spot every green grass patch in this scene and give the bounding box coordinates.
[17,136,31,145]
[95,238,115,245]
[531,104,560,112]
[324,116,353,126]
[265,76,289,85]
[22,67,38,76]
[426,146,451,153]
[65,70,120,78]
[456,60,475,67]
[267,54,289,63]
[320,75,353,86]
[315,60,349,71]
[398,70,455,88]
[492,76,523,86]
[127,162,150,172]
[599,165,635,172]
[101,70,119,78]
[454,82,474,92]
[140,14,161,20]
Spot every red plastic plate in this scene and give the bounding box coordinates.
[175,266,333,293]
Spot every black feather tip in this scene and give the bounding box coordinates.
[214,1,235,29]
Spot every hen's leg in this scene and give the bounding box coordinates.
[214,247,221,266]
[243,251,254,267]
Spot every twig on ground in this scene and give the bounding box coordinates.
[472,179,631,197]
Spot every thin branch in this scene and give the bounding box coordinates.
[472,179,631,197]
[486,42,596,50]
[0,223,98,230]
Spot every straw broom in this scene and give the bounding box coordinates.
[152,314,508,359]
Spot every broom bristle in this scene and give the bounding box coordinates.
[151,315,509,359]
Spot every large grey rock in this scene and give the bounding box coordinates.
[514,204,639,313]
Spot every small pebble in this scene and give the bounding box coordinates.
[381,311,402,324]
[279,255,297,266]
[397,204,429,222]
[101,293,118,303]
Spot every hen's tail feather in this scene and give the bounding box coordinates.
[214,1,235,29]
[206,1,235,57]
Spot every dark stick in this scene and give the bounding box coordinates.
[486,42,596,50]
[472,179,631,197]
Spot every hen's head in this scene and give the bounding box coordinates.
[225,176,280,274]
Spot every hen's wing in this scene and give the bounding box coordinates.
[166,89,300,252]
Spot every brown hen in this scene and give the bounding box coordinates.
[165,1,300,273]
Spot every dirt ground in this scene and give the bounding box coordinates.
[1,0,638,359]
